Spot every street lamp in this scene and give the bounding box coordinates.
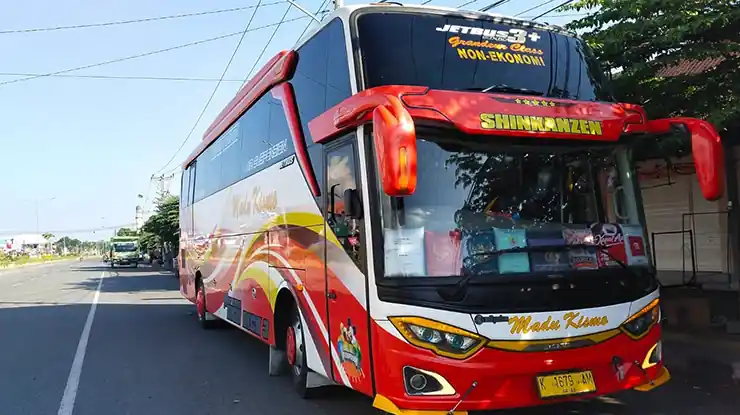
[34,196,57,233]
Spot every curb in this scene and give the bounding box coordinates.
[0,258,76,272]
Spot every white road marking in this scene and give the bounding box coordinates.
[57,271,105,415]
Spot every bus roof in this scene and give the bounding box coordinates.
[111,236,138,242]
[182,3,575,169]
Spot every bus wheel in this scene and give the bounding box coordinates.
[196,281,216,329]
[287,305,309,397]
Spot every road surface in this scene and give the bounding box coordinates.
[1,260,738,415]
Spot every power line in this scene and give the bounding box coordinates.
[0,223,137,235]
[479,0,513,12]
[242,3,295,87]
[0,73,244,82]
[0,17,309,88]
[152,0,266,176]
[532,0,576,20]
[457,0,479,8]
[521,12,587,19]
[0,2,286,34]
[514,0,557,16]
[293,0,331,48]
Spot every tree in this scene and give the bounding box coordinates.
[116,227,137,237]
[140,195,179,253]
[565,0,740,157]
[41,232,55,254]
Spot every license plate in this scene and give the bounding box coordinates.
[536,371,596,399]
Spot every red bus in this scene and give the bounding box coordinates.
[178,4,725,413]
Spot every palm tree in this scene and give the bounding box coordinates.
[42,233,55,255]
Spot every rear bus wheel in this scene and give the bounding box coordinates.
[196,281,216,329]
[287,305,309,397]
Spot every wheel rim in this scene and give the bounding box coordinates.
[196,287,205,320]
[286,326,296,366]
[287,318,304,376]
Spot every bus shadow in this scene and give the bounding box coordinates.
[66,270,179,293]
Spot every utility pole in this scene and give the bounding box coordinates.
[33,196,56,234]
[150,173,175,202]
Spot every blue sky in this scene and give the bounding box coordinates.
[0,0,581,241]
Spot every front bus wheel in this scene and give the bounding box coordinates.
[287,305,310,397]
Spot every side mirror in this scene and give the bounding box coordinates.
[643,117,725,201]
[372,96,417,196]
[674,118,725,201]
[343,188,363,219]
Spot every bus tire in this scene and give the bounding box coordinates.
[287,304,310,398]
[196,279,216,330]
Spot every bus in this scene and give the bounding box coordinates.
[109,236,140,268]
[178,3,726,413]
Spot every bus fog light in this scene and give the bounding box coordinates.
[409,374,428,391]
[403,366,455,396]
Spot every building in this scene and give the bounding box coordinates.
[3,234,50,255]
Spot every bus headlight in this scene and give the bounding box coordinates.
[620,299,660,340]
[389,316,485,359]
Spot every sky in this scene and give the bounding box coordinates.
[0,0,583,241]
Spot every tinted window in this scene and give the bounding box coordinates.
[219,124,241,188]
[268,98,292,149]
[188,162,197,205]
[207,135,225,195]
[307,144,324,206]
[356,12,613,102]
[192,91,299,203]
[194,145,214,202]
[180,166,190,207]
[292,18,352,147]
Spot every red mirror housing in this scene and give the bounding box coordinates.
[680,118,725,201]
[372,96,417,196]
[643,117,725,201]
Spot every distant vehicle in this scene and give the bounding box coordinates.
[109,236,140,268]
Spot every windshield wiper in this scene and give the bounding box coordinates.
[466,84,544,96]
[443,243,633,301]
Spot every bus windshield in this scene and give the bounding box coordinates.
[356,11,613,102]
[378,136,651,279]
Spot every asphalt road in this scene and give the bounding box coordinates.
[1,260,738,415]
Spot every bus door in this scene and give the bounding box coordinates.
[323,136,373,395]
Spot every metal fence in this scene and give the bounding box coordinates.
[651,211,732,289]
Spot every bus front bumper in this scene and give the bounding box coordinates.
[372,323,668,413]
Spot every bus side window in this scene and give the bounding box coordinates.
[180,166,190,208]
[291,18,352,148]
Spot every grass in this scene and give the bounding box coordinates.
[0,254,81,269]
